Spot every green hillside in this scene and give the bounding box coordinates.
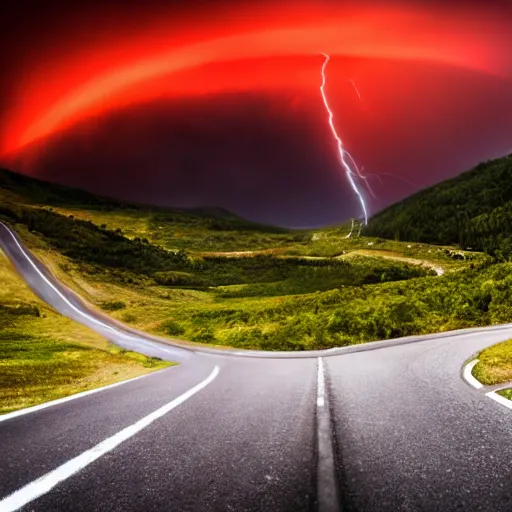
[0,168,453,347]
[364,154,512,259]
[4,163,512,414]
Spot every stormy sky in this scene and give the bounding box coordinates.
[1,0,511,227]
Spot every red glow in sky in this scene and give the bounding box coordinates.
[1,1,509,157]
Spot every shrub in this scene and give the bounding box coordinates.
[154,271,208,288]
[121,312,137,323]
[100,300,126,311]
[0,303,41,317]
[160,319,185,336]
[191,328,216,342]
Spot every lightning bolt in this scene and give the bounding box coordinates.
[345,219,355,239]
[349,79,363,103]
[320,53,368,225]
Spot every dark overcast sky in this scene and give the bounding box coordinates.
[1,0,511,227]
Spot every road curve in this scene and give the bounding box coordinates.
[0,222,193,363]
[1,222,512,511]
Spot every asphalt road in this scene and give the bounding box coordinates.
[1,222,512,511]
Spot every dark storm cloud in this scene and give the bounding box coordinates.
[22,93,359,227]
[20,57,512,228]
[1,0,511,227]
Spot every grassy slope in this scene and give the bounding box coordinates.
[24,240,511,352]
[473,339,512,385]
[23,227,435,350]
[0,251,171,413]
[0,167,301,252]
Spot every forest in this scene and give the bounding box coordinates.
[364,154,512,259]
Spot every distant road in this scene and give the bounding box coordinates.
[1,221,512,511]
[0,222,193,363]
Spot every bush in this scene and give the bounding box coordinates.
[0,303,41,317]
[191,328,216,342]
[121,312,137,323]
[160,319,185,336]
[154,271,208,288]
[100,301,126,311]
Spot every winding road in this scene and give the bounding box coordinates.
[1,222,512,512]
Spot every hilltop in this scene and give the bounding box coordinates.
[0,167,286,231]
[364,154,512,259]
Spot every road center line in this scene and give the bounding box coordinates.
[0,366,220,512]
[317,357,325,407]
[316,357,341,512]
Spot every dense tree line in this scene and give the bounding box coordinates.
[364,155,512,258]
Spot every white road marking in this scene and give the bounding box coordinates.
[0,367,172,423]
[0,366,219,512]
[486,391,512,410]
[462,359,483,389]
[315,357,341,511]
[317,357,325,407]
[0,222,117,333]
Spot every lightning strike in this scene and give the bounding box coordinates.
[349,79,369,112]
[320,53,368,225]
[344,152,377,199]
[345,219,355,239]
[349,79,363,103]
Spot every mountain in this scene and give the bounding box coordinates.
[0,167,287,233]
[364,154,512,259]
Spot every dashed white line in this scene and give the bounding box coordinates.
[0,366,219,512]
[317,357,325,407]
[462,359,483,389]
[316,357,341,512]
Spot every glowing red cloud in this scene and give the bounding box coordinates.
[1,2,507,156]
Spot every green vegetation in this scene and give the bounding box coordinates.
[473,338,512,385]
[1,162,508,357]
[497,389,512,400]
[0,170,434,294]
[0,167,302,253]
[160,319,186,336]
[100,300,127,311]
[364,154,512,259]
[212,256,433,298]
[140,260,512,350]
[25,241,512,352]
[0,252,172,414]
